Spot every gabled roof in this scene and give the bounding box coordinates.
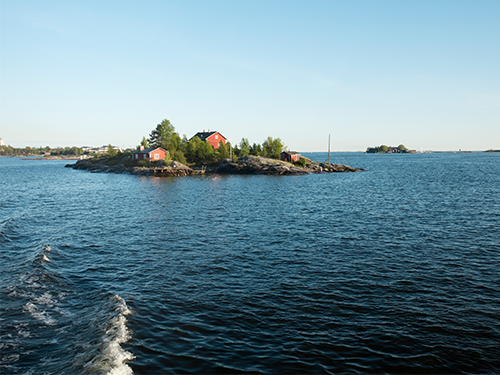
[191,131,226,141]
[281,151,300,155]
[131,147,167,154]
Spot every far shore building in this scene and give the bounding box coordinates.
[89,145,123,154]
[190,130,227,149]
[131,146,168,161]
[280,151,300,163]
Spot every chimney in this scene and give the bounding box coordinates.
[140,145,144,151]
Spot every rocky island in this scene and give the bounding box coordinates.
[64,118,365,176]
[66,154,364,176]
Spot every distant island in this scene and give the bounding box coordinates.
[366,144,416,154]
[64,118,364,176]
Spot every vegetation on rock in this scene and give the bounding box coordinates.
[135,118,288,166]
[366,144,409,153]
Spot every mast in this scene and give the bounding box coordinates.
[328,134,331,164]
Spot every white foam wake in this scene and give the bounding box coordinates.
[79,295,135,375]
[23,302,57,326]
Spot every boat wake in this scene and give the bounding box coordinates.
[73,294,135,375]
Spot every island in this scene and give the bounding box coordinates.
[66,154,364,176]
[62,118,365,176]
[366,144,416,153]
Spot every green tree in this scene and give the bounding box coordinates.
[107,144,117,157]
[69,146,80,155]
[182,136,202,162]
[197,140,215,161]
[398,144,407,151]
[148,119,181,154]
[239,138,250,157]
[250,143,262,156]
[262,137,284,159]
[172,150,187,164]
[140,137,149,148]
[215,141,231,161]
[379,145,389,153]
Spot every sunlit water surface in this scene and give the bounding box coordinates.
[1,152,499,374]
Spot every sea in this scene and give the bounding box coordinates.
[1,152,499,374]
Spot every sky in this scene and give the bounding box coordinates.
[1,0,499,151]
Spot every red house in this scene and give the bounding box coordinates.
[280,151,300,163]
[131,146,168,161]
[191,130,227,149]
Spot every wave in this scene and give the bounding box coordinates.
[1,244,75,373]
[74,294,135,375]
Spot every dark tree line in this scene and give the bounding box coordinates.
[0,145,86,156]
[366,144,408,153]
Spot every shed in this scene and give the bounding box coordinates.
[131,146,168,161]
[280,151,300,163]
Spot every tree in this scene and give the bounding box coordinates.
[172,150,187,164]
[148,119,181,154]
[215,140,231,161]
[239,138,250,157]
[197,140,215,161]
[140,137,149,148]
[398,144,407,151]
[262,137,284,159]
[379,145,389,153]
[250,143,262,156]
[182,136,201,162]
[107,144,117,157]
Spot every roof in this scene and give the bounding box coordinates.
[131,147,167,154]
[191,131,226,141]
[281,151,300,155]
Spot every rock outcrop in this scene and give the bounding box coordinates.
[215,156,311,175]
[214,155,364,175]
[304,161,361,173]
[66,156,197,176]
[66,155,364,176]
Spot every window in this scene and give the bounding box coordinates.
[215,135,218,139]
[135,154,138,160]
[154,154,159,160]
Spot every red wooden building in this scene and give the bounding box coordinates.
[280,151,300,163]
[191,130,227,149]
[131,146,168,161]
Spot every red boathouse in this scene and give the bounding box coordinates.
[280,151,300,163]
[131,146,168,161]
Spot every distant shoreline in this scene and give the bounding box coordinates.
[18,156,83,160]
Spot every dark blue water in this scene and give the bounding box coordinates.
[1,153,499,374]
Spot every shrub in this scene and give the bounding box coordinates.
[294,157,308,167]
[137,160,154,168]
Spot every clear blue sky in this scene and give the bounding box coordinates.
[1,0,499,151]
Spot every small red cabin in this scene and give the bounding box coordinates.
[191,130,227,149]
[131,146,168,161]
[280,151,300,163]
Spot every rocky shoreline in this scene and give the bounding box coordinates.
[215,156,363,174]
[66,155,365,176]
